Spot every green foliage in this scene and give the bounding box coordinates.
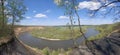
[0,0,26,38]
[42,47,50,55]
[51,50,59,55]
[6,0,26,26]
[39,47,73,55]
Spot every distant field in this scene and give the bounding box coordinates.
[29,26,89,40]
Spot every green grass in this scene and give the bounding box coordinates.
[29,26,88,40]
[34,47,72,55]
[88,23,119,41]
[29,22,119,40]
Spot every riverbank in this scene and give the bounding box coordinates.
[18,28,99,50]
[14,26,44,36]
[29,29,120,55]
[29,26,88,40]
[0,29,119,55]
[0,36,12,45]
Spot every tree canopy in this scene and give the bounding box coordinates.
[0,0,26,37]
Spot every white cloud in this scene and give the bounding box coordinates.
[26,8,29,10]
[58,16,69,19]
[26,16,31,19]
[33,10,36,13]
[80,18,113,25]
[108,3,116,7]
[78,1,101,10]
[34,13,47,18]
[45,9,51,13]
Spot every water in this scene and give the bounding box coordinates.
[18,28,99,50]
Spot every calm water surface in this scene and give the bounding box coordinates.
[18,28,99,50]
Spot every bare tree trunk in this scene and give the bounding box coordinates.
[72,0,95,55]
[75,10,95,55]
[74,10,87,40]
[9,15,15,38]
[69,15,77,47]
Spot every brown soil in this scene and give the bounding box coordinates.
[14,26,44,36]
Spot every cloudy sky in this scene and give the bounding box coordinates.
[19,0,115,26]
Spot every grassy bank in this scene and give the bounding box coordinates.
[33,47,72,55]
[88,22,120,41]
[30,26,89,40]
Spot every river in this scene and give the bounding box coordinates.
[18,28,99,50]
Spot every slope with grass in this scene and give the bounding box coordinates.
[29,26,89,40]
[88,22,120,41]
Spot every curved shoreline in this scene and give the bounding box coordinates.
[18,28,100,50]
[40,37,61,40]
[19,28,99,41]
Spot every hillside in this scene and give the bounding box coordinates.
[69,29,120,55]
[0,37,42,55]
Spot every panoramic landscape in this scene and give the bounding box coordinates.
[0,0,120,55]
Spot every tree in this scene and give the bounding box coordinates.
[54,0,96,55]
[54,0,88,47]
[0,0,10,37]
[0,0,26,37]
[54,0,78,47]
[91,0,120,21]
[0,0,6,28]
[6,0,26,29]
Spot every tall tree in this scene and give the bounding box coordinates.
[0,0,26,37]
[54,0,78,47]
[0,0,9,36]
[54,0,88,47]
[6,0,26,29]
[54,0,96,55]
[0,0,6,28]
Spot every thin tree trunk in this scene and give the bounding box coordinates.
[74,10,87,39]
[69,14,77,47]
[1,0,5,28]
[75,9,95,55]
[72,0,95,55]
[10,15,15,37]
[12,15,15,30]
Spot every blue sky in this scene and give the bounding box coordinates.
[18,0,115,26]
